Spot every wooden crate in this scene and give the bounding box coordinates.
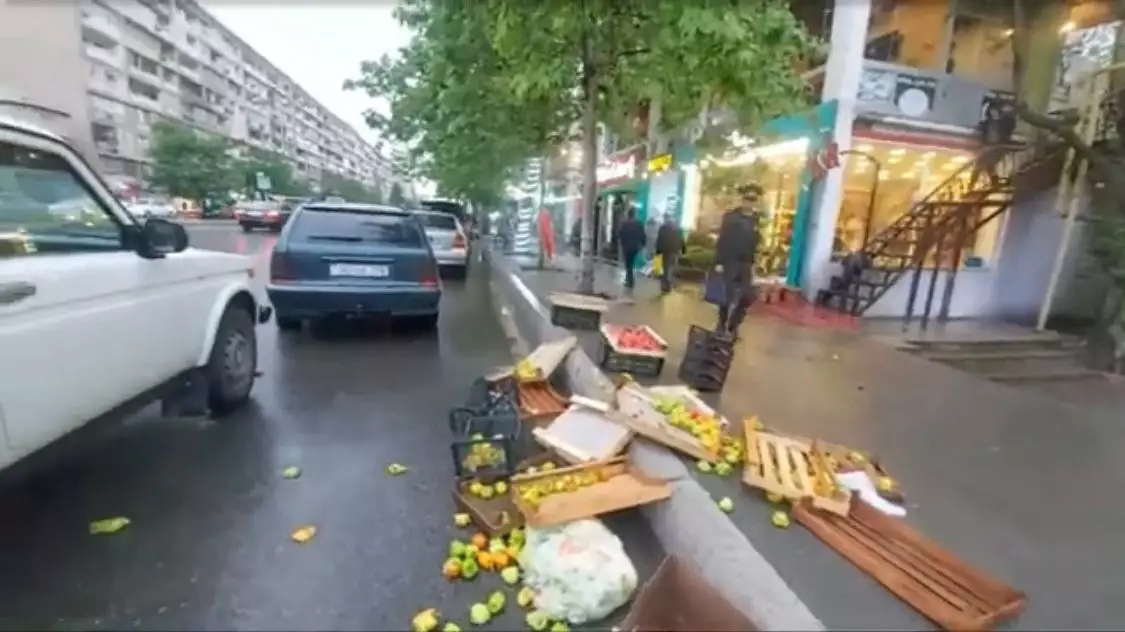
[531,396,634,465]
[516,381,569,425]
[549,292,609,330]
[612,382,721,462]
[518,337,577,383]
[794,500,1027,631]
[452,478,522,536]
[598,324,667,377]
[742,428,851,516]
[766,431,905,504]
[510,456,671,528]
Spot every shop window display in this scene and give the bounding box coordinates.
[831,141,1000,268]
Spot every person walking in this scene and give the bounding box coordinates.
[712,183,762,341]
[536,206,556,267]
[655,213,685,294]
[616,207,646,295]
[968,101,1016,191]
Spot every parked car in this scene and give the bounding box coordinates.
[267,202,441,331]
[0,110,272,473]
[413,209,469,278]
[235,200,290,232]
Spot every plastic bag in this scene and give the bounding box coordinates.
[518,519,638,624]
[651,254,664,277]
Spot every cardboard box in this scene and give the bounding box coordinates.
[620,556,757,631]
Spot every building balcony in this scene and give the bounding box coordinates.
[82,10,121,42]
[84,44,125,69]
[853,60,1011,132]
[116,0,158,33]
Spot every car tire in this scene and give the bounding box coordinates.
[241,224,252,233]
[207,305,257,416]
[276,316,301,332]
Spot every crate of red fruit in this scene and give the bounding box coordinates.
[598,324,668,377]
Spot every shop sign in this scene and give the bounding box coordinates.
[647,153,673,174]
[893,73,937,118]
[597,153,637,185]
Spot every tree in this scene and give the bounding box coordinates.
[388,182,406,206]
[322,172,383,204]
[350,0,820,292]
[1009,0,1125,367]
[235,149,309,198]
[147,121,238,205]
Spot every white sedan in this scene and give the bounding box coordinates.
[127,198,177,219]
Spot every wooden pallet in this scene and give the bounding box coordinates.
[794,500,1026,631]
[742,428,851,516]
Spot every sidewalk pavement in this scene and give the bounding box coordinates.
[516,257,1125,629]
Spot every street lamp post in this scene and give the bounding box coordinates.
[839,149,882,251]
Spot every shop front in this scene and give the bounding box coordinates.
[594,146,648,259]
[689,101,838,284]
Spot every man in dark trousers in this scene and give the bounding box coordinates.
[713,183,762,340]
[616,206,646,294]
[655,213,685,294]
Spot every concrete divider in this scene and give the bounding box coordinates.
[482,249,824,631]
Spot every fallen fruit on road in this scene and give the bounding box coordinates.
[487,590,505,614]
[696,460,713,473]
[717,497,734,513]
[282,466,301,479]
[442,623,462,632]
[88,517,130,535]
[460,558,480,580]
[550,622,570,632]
[442,558,462,580]
[290,525,317,543]
[450,540,466,558]
[772,511,791,528]
[471,533,487,548]
[469,603,491,625]
[412,608,440,632]
[477,551,494,571]
[766,492,785,504]
[501,565,520,585]
[453,513,472,527]
[517,586,535,608]
[526,610,550,631]
[386,463,408,476]
[714,462,732,476]
[492,551,511,569]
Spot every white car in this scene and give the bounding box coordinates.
[413,209,469,278]
[0,112,272,473]
[127,198,177,219]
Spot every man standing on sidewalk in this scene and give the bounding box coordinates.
[713,183,762,340]
[655,213,685,295]
[617,207,646,295]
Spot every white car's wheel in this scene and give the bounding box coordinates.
[207,306,257,416]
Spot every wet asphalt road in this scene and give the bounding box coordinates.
[0,224,662,631]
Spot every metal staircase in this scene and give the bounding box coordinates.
[828,142,1066,317]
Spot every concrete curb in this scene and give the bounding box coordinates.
[482,250,824,632]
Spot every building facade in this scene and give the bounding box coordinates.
[0,0,405,194]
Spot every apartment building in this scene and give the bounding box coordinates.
[0,0,402,193]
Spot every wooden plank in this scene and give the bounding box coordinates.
[549,291,610,312]
[510,457,672,528]
[794,500,1026,631]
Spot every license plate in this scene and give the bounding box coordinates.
[245,211,262,217]
[330,263,389,278]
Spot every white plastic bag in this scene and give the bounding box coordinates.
[518,519,638,624]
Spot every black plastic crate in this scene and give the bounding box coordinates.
[451,436,517,479]
[551,303,603,330]
[598,335,665,377]
[686,325,735,354]
[677,359,730,392]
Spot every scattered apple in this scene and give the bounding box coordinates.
[717,497,734,513]
[453,513,471,528]
[771,510,790,529]
[696,460,713,473]
[412,608,440,632]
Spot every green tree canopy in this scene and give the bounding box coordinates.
[147,121,238,202]
[350,0,820,290]
[322,172,384,204]
[235,149,310,198]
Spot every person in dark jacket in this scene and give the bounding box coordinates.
[969,101,1016,191]
[616,207,647,293]
[655,213,685,294]
[712,183,762,339]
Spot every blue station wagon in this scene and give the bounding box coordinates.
[267,203,442,330]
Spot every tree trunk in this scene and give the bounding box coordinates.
[578,55,600,295]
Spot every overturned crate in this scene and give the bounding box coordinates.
[510,456,671,528]
[621,556,758,631]
[548,292,610,331]
[742,427,851,516]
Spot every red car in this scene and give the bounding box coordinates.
[235,201,292,232]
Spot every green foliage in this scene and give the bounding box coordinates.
[147,121,238,202]
[322,172,384,204]
[347,0,819,209]
[388,182,406,206]
[234,149,309,197]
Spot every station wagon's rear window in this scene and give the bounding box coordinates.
[290,209,424,247]
[415,213,458,230]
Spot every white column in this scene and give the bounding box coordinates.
[801,0,872,297]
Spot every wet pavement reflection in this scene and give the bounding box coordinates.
[0,225,534,631]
